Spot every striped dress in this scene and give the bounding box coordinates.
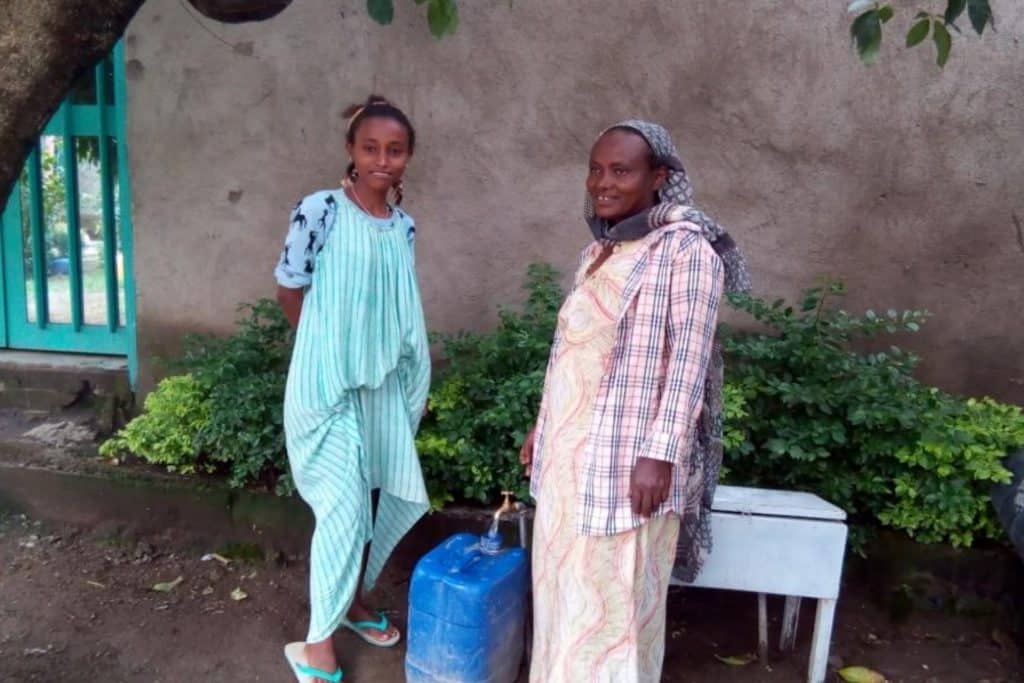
[276,189,431,643]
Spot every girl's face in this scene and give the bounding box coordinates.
[347,116,413,194]
[586,129,667,224]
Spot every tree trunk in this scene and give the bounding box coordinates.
[0,0,146,208]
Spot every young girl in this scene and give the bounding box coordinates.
[275,95,430,683]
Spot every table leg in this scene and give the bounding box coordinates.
[780,596,801,651]
[758,592,768,662]
[807,598,837,683]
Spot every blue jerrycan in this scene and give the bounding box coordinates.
[405,495,530,683]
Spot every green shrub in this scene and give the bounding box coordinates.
[175,299,294,495]
[879,395,1024,546]
[99,374,211,474]
[721,280,1022,549]
[102,299,294,495]
[101,267,1024,552]
[416,263,561,508]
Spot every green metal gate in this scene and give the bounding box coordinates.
[0,43,135,359]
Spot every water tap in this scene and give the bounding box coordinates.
[492,490,515,525]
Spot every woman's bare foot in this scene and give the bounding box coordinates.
[302,638,339,682]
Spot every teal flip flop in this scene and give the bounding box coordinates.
[283,642,343,683]
[342,610,401,648]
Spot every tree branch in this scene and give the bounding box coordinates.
[0,0,145,207]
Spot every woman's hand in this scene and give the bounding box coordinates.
[519,425,537,477]
[630,457,673,517]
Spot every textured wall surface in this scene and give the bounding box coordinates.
[125,0,1024,401]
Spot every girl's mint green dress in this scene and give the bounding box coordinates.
[275,189,430,643]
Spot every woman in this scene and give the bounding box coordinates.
[519,120,750,682]
[275,95,430,683]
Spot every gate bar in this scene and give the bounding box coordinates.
[96,56,120,332]
[60,102,85,330]
[25,147,48,327]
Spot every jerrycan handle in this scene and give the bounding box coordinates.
[513,501,528,549]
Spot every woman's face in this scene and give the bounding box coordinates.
[586,129,666,224]
[347,116,413,193]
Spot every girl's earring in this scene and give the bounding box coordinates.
[342,166,358,188]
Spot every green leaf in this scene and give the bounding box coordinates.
[944,0,967,24]
[838,665,886,683]
[152,576,184,593]
[851,10,883,64]
[367,0,394,25]
[933,21,952,67]
[967,0,992,35]
[906,18,931,47]
[428,0,460,38]
[715,653,757,666]
[878,5,894,23]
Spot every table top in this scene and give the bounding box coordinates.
[712,485,847,521]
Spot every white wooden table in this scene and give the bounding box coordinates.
[671,485,848,683]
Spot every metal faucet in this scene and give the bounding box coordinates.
[491,491,529,549]
[492,490,515,525]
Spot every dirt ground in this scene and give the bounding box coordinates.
[0,510,1020,683]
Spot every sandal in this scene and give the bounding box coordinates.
[283,642,343,683]
[342,610,401,648]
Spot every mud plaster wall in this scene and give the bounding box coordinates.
[124,0,1024,401]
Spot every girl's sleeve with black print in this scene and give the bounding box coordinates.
[274,192,334,288]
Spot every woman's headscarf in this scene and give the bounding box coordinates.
[584,119,751,295]
[586,119,751,582]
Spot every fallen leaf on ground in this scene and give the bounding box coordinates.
[151,576,184,593]
[201,553,231,566]
[839,666,887,683]
[201,585,214,596]
[714,653,757,666]
[86,580,106,589]
[230,587,248,601]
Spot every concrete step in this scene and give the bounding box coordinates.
[0,351,133,433]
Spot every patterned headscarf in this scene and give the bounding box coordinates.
[586,119,751,582]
